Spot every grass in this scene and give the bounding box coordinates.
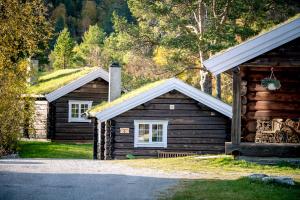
[18,141,93,159]
[162,178,300,200]
[88,79,169,116]
[29,67,98,94]
[120,156,300,180]
[121,156,300,200]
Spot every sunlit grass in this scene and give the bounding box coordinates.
[18,141,93,159]
[162,178,300,200]
[120,156,300,180]
[29,67,97,94]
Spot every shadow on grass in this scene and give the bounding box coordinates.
[35,69,81,85]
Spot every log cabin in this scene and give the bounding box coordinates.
[88,67,232,159]
[203,16,300,157]
[29,67,109,141]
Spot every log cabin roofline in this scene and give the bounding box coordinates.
[45,67,109,102]
[89,78,232,121]
[203,16,300,75]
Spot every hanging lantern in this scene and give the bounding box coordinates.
[261,67,281,91]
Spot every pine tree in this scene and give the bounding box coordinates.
[75,25,106,67]
[50,28,75,69]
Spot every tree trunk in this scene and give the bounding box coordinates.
[216,74,221,98]
[200,70,212,94]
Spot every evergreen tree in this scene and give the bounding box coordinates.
[50,28,76,69]
[75,25,106,67]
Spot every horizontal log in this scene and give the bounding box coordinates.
[134,103,202,110]
[247,83,300,93]
[115,123,228,130]
[246,111,300,120]
[54,134,93,140]
[247,92,300,102]
[114,143,224,151]
[225,142,300,157]
[148,98,197,104]
[114,136,226,144]
[114,116,228,125]
[247,101,300,111]
[119,110,223,117]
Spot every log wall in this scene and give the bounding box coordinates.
[240,37,300,142]
[110,91,231,159]
[52,78,108,141]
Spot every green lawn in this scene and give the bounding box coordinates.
[163,178,300,200]
[121,156,300,179]
[18,141,93,159]
[120,156,300,200]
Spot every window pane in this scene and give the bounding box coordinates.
[152,124,163,142]
[80,104,89,117]
[71,104,79,118]
[138,124,149,142]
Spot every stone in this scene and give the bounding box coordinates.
[262,176,295,185]
[247,173,268,180]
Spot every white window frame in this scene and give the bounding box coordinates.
[134,120,168,148]
[68,100,93,122]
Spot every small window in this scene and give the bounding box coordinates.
[68,100,92,122]
[134,120,168,148]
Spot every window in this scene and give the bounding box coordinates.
[68,100,92,122]
[134,120,168,148]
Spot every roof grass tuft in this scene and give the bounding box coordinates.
[88,79,169,116]
[29,67,98,95]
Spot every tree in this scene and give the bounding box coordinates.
[0,0,51,155]
[50,28,75,69]
[126,0,299,96]
[80,0,98,33]
[75,25,106,67]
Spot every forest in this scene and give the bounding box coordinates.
[0,0,300,155]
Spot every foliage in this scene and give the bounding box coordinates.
[49,28,76,69]
[121,0,299,96]
[0,0,52,156]
[29,67,97,94]
[74,25,106,67]
[18,141,92,159]
[163,178,300,200]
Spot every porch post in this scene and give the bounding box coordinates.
[231,67,241,145]
[93,118,98,160]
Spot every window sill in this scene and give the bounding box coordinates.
[134,143,167,148]
[68,119,91,123]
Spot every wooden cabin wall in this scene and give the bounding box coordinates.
[110,91,231,159]
[53,78,108,141]
[240,38,300,142]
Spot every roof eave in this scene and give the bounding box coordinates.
[203,17,300,75]
[45,68,109,102]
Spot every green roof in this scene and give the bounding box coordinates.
[88,79,168,116]
[211,14,300,57]
[29,67,98,95]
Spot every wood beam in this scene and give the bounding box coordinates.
[231,67,241,145]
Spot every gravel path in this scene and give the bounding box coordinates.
[0,159,198,200]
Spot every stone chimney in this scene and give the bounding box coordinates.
[109,62,121,102]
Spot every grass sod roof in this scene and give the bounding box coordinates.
[29,67,99,95]
[88,79,168,116]
[208,14,300,59]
